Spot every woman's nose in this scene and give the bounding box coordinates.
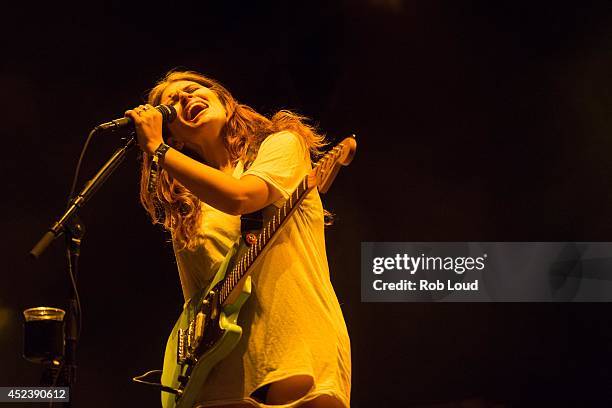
[178,91,193,102]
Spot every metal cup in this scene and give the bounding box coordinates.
[23,307,65,364]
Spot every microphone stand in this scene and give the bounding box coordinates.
[31,103,174,255]
[30,134,137,258]
[29,133,138,405]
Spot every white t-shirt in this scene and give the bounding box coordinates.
[173,131,351,407]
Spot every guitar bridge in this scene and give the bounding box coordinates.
[177,328,186,364]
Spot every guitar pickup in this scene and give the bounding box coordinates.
[194,312,206,348]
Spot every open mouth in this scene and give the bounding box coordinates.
[185,102,209,122]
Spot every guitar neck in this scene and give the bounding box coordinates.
[219,175,312,306]
[218,135,356,306]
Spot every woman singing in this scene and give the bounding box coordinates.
[126,70,351,408]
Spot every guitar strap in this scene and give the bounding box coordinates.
[240,142,263,239]
[241,211,263,235]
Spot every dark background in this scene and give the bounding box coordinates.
[1,1,612,406]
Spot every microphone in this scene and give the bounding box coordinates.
[94,104,177,132]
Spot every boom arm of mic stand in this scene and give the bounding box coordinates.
[30,135,138,259]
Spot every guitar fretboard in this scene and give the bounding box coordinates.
[218,174,312,304]
[217,138,353,305]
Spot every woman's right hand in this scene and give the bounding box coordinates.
[124,104,164,155]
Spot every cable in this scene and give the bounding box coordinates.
[67,128,98,203]
[133,370,181,395]
[66,246,82,341]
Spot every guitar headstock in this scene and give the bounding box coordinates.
[308,135,357,194]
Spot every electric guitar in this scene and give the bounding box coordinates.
[159,136,356,408]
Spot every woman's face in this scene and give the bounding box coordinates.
[159,80,228,147]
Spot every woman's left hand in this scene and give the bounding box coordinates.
[125,104,164,155]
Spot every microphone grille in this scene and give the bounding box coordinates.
[157,104,177,123]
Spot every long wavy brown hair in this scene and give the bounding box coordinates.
[139,70,327,251]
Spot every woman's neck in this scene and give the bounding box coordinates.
[192,137,232,173]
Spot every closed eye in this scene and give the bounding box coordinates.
[165,84,205,104]
[183,84,201,94]
[166,92,180,104]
